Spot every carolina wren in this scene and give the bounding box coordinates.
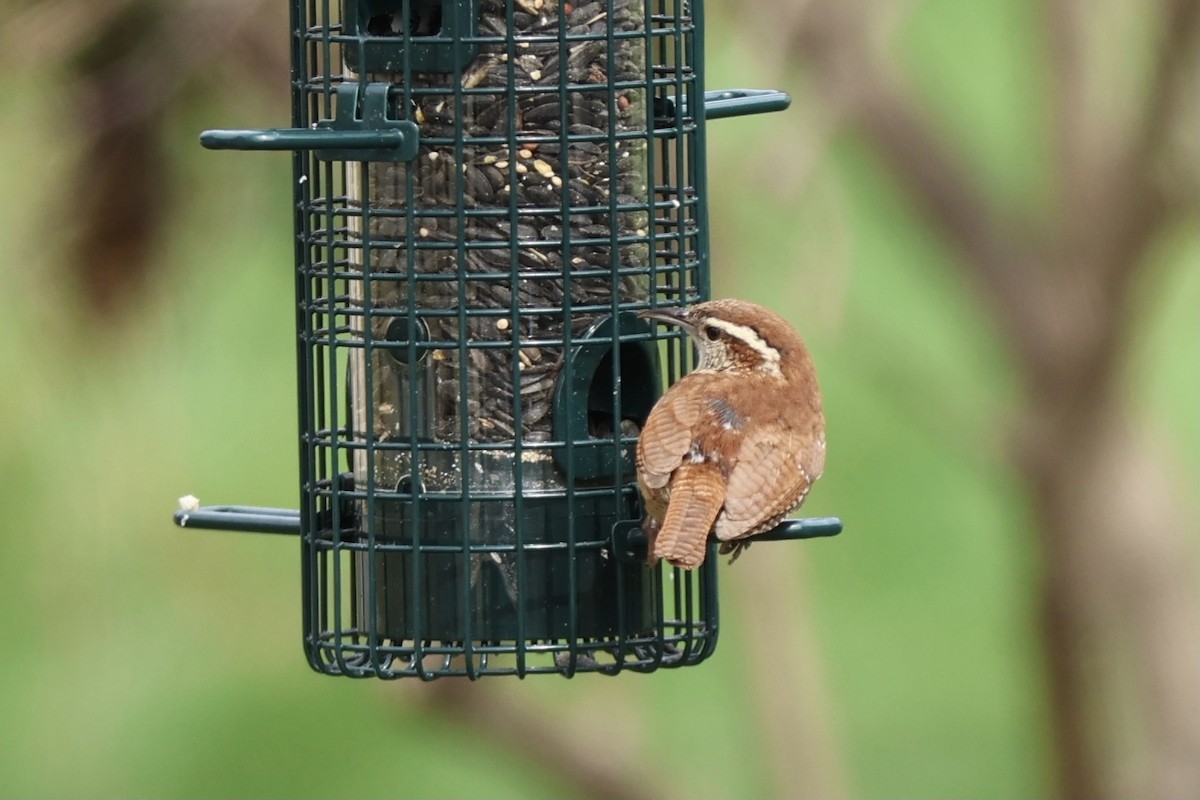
[636,299,825,570]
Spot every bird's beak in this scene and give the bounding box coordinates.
[638,306,692,331]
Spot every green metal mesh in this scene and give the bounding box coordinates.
[294,0,714,678]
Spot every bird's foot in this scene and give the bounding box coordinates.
[718,539,752,565]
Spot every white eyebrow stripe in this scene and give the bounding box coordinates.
[704,318,782,374]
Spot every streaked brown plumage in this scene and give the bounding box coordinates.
[636,299,825,569]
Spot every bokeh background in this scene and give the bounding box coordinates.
[1,1,1196,798]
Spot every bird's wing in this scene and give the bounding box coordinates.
[653,461,726,569]
[635,377,706,489]
[713,423,820,541]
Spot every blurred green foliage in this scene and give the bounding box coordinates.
[0,1,1195,797]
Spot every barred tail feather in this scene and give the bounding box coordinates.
[654,462,726,570]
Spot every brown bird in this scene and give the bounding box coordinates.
[636,299,825,570]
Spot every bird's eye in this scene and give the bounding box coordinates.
[703,325,721,341]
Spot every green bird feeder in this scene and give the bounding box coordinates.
[179,0,842,678]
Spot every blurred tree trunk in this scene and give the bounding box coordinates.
[759,0,1200,797]
[5,0,285,325]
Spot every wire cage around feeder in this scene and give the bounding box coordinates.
[182,0,842,679]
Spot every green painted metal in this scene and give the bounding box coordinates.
[176,506,842,542]
[200,87,788,157]
[183,0,839,679]
[199,87,787,158]
[701,88,791,119]
[201,84,421,162]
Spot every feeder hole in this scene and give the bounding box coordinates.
[586,343,654,439]
[383,316,429,366]
[366,1,444,37]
